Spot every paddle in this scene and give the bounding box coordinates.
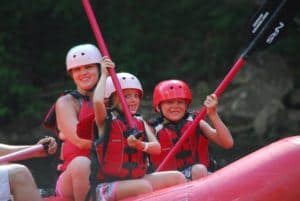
[156,0,299,172]
[0,144,44,164]
[81,0,140,136]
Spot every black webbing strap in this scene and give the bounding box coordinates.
[84,110,113,201]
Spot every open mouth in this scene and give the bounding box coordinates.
[128,105,137,112]
[170,110,181,115]
[80,76,91,82]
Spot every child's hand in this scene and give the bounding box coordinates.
[101,56,115,76]
[204,93,218,116]
[127,135,144,150]
[37,136,57,155]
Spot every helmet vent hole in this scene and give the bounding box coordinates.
[73,55,76,58]
[122,77,126,80]
[179,86,182,88]
[170,86,174,90]
[81,52,85,56]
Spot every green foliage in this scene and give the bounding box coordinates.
[0,0,299,127]
[0,66,38,122]
[91,0,255,87]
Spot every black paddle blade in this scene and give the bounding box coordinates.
[246,0,299,54]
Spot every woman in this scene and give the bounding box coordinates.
[54,44,102,201]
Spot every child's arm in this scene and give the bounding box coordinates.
[34,136,57,157]
[127,121,161,155]
[199,94,234,149]
[93,56,114,130]
[144,121,161,154]
[0,136,57,157]
[0,144,31,156]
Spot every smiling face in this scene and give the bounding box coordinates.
[159,98,188,122]
[113,88,141,114]
[70,64,99,92]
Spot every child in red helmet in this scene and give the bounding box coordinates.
[149,79,233,180]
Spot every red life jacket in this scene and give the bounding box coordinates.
[58,92,94,171]
[95,112,148,182]
[150,113,209,171]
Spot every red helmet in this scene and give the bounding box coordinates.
[153,80,192,111]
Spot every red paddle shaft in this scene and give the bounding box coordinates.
[156,58,245,171]
[157,0,293,172]
[81,0,136,129]
[0,144,44,164]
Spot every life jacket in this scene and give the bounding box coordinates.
[149,113,209,171]
[94,111,148,182]
[43,90,94,171]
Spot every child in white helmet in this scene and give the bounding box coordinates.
[54,44,105,201]
[90,56,186,201]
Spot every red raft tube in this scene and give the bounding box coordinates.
[122,135,300,201]
[44,135,300,201]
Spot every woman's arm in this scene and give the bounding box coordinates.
[56,95,92,150]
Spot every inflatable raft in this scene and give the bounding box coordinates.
[44,135,300,201]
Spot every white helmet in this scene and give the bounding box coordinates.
[105,72,143,98]
[66,44,102,71]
